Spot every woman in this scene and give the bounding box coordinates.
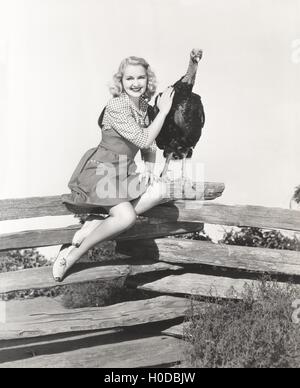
[53,56,174,282]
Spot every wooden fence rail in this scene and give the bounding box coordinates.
[1,180,300,368]
[144,202,300,231]
[117,237,300,277]
[0,221,204,251]
[0,181,225,221]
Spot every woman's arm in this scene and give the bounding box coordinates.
[143,111,167,148]
[141,148,156,172]
[139,148,157,185]
[142,87,175,148]
[105,87,175,149]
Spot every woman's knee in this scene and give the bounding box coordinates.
[109,202,137,229]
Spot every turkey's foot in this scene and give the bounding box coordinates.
[176,177,196,199]
[159,174,172,184]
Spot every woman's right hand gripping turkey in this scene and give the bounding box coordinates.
[157,86,175,116]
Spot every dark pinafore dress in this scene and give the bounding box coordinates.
[62,106,155,215]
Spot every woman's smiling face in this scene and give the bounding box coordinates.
[122,64,148,100]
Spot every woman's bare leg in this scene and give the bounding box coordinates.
[72,180,169,247]
[72,215,106,247]
[131,179,169,215]
[68,202,136,263]
[53,202,136,280]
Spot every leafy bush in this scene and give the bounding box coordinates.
[220,227,300,251]
[0,249,48,273]
[174,225,300,250]
[171,230,212,241]
[0,286,63,302]
[183,278,300,368]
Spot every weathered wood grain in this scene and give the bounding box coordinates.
[0,181,225,221]
[0,298,121,363]
[128,261,183,276]
[138,273,300,300]
[123,237,300,276]
[162,323,187,339]
[144,202,300,232]
[4,297,71,324]
[165,179,225,201]
[0,335,183,368]
[0,196,71,221]
[0,330,122,364]
[0,222,203,251]
[0,260,182,294]
[117,221,204,241]
[0,264,128,294]
[3,201,300,251]
[0,296,189,340]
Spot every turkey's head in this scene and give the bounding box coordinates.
[191,48,203,63]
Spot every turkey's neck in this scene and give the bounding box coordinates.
[181,58,198,85]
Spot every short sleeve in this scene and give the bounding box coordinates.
[105,97,150,149]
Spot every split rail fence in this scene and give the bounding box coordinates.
[0,180,299,368]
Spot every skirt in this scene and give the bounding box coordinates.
[62,145,148,214]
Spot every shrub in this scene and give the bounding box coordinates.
[183,278,300,368]
[221,227,300,251]
[0,249,48,273]
[171,230,212,241]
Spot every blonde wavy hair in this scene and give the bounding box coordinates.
[109,56,157,101]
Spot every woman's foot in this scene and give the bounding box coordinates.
[52,244,77,282]
[72,217,104,247]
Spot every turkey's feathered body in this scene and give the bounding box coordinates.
[155,79,205,160]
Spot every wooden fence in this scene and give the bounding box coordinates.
[0,180,300,368]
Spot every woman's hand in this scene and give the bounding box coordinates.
[139,171,160,186]
[156,86,175,116]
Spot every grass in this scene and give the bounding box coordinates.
[182,278,300,368]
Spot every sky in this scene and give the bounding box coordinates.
[0,0,299,258]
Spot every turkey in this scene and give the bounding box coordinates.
[154,48,205,181]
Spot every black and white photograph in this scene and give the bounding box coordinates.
[0,0,299,370]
